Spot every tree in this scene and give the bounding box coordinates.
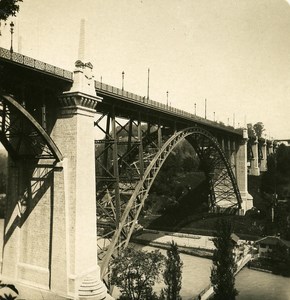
[110,247,165,300]
[253,122,265,138]
[162,241,183,300]
[276,144,290,176]
[0,0,22,21]
[247,123,255,138]
[270,242,290,277]
[0,281,18,300]
[210,219,238,300]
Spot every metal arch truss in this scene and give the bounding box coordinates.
[95,117,242,278]
[186,132,242,213]
[0,93,63,162]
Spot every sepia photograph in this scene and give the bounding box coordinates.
[0,1,290,299]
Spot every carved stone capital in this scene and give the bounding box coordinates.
[59,91,101,109]
[58,91,102,117]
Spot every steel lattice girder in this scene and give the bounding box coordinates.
[95,124,242,278]
[186,134,241,211]
[95,114,163,263]
[0,93,62,162]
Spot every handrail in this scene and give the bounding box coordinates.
[0,47,73,81]
[94,80,243,136]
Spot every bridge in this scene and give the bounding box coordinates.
[0,47,275,299]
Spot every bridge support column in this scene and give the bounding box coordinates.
[268,141,274,155]
[1,62,113,299]
[260,141,267,172]
[49,90,111,299]
[235,129,253,213]
[249,138,260,176]
[48,62,112,299]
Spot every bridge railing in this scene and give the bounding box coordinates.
[95,80,204,119]
[95,80,242,135]
[0,47,73,80]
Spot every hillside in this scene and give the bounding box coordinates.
[140,173,267,240]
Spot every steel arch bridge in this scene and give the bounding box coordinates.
[0,91,243,281]
[95,119,242,278]
[0,93,62,162]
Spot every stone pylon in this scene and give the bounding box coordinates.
[1,56,113,299]
[235,129,253,213]
[50,60,114,299]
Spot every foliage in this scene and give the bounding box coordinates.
[0,281,18,300]
[161,241,183,300]
[0,195,6,218]
[210,219,238,300]
[247,122,265,138]
[260,144,290,239]
[0,0,22,21]
[275,203,290,240]
[253,122,264,138]
[247,123,255,138]
[110,247,165,300]
[276,144,290,176]
[270,243,290,277]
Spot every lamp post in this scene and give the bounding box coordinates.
[147,68,150,100]
[194,103,196,116]
[122,71,125,91]
[10,21,14,54]
[166,91,168,108]
[213,112,215,122]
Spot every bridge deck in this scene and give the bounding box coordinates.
[0,46,243,137]
[95,81,243,137]
[0,47,73,81]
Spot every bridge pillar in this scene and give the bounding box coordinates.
[260,141,267,172]
[268,141,274,155]
[249,137,260,176]
[49,62,111,299]
[235,129,253,213]
[1,62,112,299]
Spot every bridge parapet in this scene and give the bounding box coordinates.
[0,47,73,81]
[94,80,244,137]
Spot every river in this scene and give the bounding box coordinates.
[129,244,290,300]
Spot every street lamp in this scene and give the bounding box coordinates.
[10,21,14,54]
[147,68,150,100]
[122,71,125,91]
[166,91,168,108]
[194,103,196,116]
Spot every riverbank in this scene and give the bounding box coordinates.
[132,229,215,259]
[132,236,214,259]
[132,228,252,300]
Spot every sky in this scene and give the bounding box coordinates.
[1,0,290,139]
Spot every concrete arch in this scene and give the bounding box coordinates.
[0,93,63,162]
[99,126,242,277]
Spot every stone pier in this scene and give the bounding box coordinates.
[235,129,253,213]
[1,61,112,299]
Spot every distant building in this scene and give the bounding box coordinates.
[255,236,290,257]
